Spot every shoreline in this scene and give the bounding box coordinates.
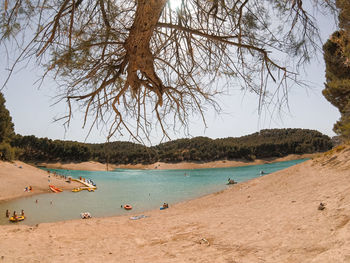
[0,147,350,263]
[0,161,81,203]
[37,153,318,171]
[0,153,318,204]
[1,146,350,262]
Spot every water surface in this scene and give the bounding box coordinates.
[0,159,306,225]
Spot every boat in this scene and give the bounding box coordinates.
[72,188,82,192]
[124,204,132,210]
[49,185,63,193]
[9,216,25,222]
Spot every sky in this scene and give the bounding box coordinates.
[0,8,340,146]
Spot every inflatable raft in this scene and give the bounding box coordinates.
[9,216,25,222]
[124,204,132,210]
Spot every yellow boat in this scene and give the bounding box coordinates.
[9,216,25,222]
[87,188,95,192]
[72,188,82,192]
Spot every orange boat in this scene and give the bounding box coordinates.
[49,185,63,193]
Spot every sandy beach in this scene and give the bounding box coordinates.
[0,147,349,262]
[0,161,81,202]
[38,161,117,171]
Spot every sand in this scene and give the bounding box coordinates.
[38,161,116,171]
[0,147,350,262]
[0,161,81,202]
[38,153,317,171]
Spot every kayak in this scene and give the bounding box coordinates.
[49,185,63,193]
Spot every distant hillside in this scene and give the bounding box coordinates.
[154,129,332,162]
[10,129,332,164]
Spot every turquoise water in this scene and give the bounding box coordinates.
[0,159,306,225]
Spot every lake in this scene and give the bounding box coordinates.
[0,159,306,225]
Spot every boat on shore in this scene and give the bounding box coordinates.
[49,185,63,193]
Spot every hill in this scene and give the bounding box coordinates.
[10,128,332,165]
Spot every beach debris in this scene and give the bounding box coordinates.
[199,238,210,246]
[318,202,326,210]
[80,212,92,219]
[130,215,148,220]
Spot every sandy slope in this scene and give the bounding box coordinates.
[0,148,349,262]
[38,161,116,171]
[0,161,81,202]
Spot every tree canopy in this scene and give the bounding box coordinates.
[323,0,350,139]
[1,0,338,142]
[0,92,15,160]
[11,129,332,164]
[0,92,14,143]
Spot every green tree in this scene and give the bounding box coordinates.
[323,1,350,139]
[0,1,337,142]
[0,92,15,160]
[0,92,14,143]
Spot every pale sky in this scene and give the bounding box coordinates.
[0,10,340,145]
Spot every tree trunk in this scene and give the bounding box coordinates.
[124,0,167,100]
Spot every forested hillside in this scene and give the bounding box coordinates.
[154,129,332,162]
[10,129,332,164]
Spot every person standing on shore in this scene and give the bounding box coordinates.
[5,210,9,217]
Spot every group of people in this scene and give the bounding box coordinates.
[162,203,169,209]
[79,176,96,186]
[80,212,92,219]
[48,170,70,181]
[6,209,24,219]
[24,186,32,192]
